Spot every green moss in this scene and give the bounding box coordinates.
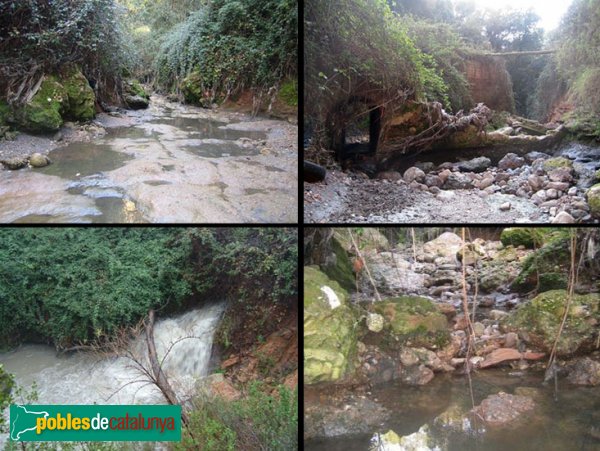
[373,296,448,348]
[542,157,573,172]
[126,79,149,100]
[0,100,11,125]
[60,66,96,121]
[21,76,66,132]
[304,266,358,384]
[505,290,600,356]
[181,71,207,107]
[595,169,600,181]
[500,228,552,249]
[278,79,297,107]
[587,184,600,218]
[511,232,571,293]
[320,237,355,293]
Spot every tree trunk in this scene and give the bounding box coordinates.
[145,309,190,426]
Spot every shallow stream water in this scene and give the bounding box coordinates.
[306,368,600,451]
[0,97,297,223]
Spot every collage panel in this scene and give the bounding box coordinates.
[304,226,600,450]
[0,1,298,224]
[304,0,600,225]
[0,227,299,449]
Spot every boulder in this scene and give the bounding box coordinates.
[500,228,541,249]
[443,172,473,190]
[587,184,600,218]
[548,167,574,183]
[373,296,449,348]
[542,157,573,172]
[498,153,525,170]
[0,157,28,170]
[20,76,66,132]
[567,358,600,386]
[504,289,600,356]
[456,156,491,173]
[60,65,96,121]
[304,266,358,384]
[403,166,426,183]
[367,252,427,295]
[423,232,463,260]
[124,95,149,110]
[29,153,50,168]
[551,211,575,224]
[471,393,535,426]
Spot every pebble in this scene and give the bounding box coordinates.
[499,202,511,211]
[568,186,578,196]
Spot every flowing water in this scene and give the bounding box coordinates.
[0,97,297,223]
[306,369,600,451]
[0,302,224,447]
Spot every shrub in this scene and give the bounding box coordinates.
[179,383,298,451]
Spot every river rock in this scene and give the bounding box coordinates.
[568,186,578,196]
[367,252,426,294]
[504,289,600,356]
[471,393,535,426]
[424,174,443,188]
[525,151,550,163]
[499,202,511,211]
[376,171,402,181]
[477,175,495,190]
[546,181,570,191]
[504,332,519,348]
[401,364,434,385]
[567,358,600,386]
[373,296,449,347]
[403,166,426,183]
[472,322,485,337]
[587,184,600,218]
[366,312,384,333]
[438,168,452,183]
[456,156,491,173]
[444,172,473,190]
[551,211,575,223]
[0,156,28,170]
[498,153,525,170]
[423,232,463,260]
[400,347,445,372]
[124,94,149,110]
[489,310,509,321]
[548,167,574,183]
[304,267,358,384]
[29,153,50,168]
[545,188,559,200]
[527,175,544,192]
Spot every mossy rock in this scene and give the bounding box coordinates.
[60,66,96,121]
[542,157,573,172]
[333,228,389,253]
[595,169,600,181]
[373,296,449,348]
[125,80,149,100]
[504,289,600,356]
[510,230,572,293]
[20,76,66,132]
[304,266,358,384]
[500,227,555,249]
[278,79,297,107]
[587,184,600,218]
[181,71,208,107]
[321,234,355,293]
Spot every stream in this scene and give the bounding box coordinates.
[0,97,297,223]
[0,302,224,448]
[305,368,600,451]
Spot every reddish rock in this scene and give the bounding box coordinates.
[221,355,240,369]
[471,392,535,426]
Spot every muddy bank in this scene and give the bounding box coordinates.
[0,95,297,223]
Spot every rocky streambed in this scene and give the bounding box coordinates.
[304,228,600,450]
[304,144,600,224]
[0,95,297,223]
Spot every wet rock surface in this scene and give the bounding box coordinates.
[471,392,535,426]
[0,95,297,222]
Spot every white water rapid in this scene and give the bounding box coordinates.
[0,302,224,447]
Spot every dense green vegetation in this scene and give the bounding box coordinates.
[0,228,297,350]
[180,382,297,450]
[0,0,297,133]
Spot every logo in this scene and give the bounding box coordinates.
[9,405,181,441]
